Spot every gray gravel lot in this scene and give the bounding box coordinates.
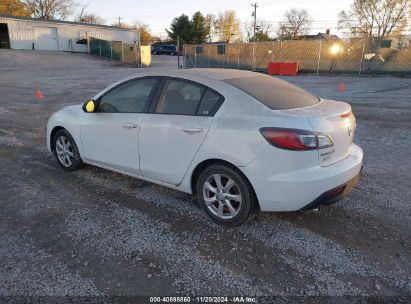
[0,49,410,301]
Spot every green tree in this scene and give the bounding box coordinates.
[255,32,271,41]
[0,0,29,16]
[192,11,209,44]
[166,14,194,44]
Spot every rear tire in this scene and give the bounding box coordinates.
[196,164,256,227]
[53,129,83,172]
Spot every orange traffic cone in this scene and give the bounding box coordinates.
[338,82,345,93]
[36,88,44,99]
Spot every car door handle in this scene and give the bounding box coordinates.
[182,126,203,134]
[123,122,139,129]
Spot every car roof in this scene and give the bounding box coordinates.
[94,69,262,101]
[184,68,261,80]
[129,68,261,81]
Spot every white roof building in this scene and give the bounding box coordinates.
[0,14,140,53]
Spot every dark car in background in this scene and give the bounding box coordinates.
[152,45,178,56]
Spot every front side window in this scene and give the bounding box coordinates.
[155,80,205,115]
[98,78,158,113]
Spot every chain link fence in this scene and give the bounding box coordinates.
[183,36,411,74]
[89,37,151,67]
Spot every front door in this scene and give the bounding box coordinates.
[81,77,160,175]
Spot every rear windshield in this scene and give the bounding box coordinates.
[223,76,320,110]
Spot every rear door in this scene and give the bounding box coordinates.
[139,78,224,185]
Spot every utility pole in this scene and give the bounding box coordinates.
[251,2,258,42]
[251,2,258,71]
[117,16,122,27]
[177,36,181,69]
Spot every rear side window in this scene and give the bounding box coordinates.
[223,76,319,110]
[196,90,220,116]
[155,79,224,116]
[156,80,204,115]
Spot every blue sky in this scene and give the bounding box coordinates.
[78,0,352,38]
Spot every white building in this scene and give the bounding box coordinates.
[0,14,140,53]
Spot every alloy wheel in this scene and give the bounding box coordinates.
[55,135,74,167]
[202,173,243,220]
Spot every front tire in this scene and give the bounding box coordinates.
[53,129,83,172]
[196,164,256,227]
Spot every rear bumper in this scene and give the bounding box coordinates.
[300,172,360,210]
[241,143,363,212]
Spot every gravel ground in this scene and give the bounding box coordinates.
[0,49,410,302]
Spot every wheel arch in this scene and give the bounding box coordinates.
[50,126,65,152]
[190,158,260,209]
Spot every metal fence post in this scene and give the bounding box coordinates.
[194,48,197,68]
[223,44,226,68]
[110,42,113,59]
[359,39,365,75]
[99,39,101,57]
[316,40,322,74]
[279,41,282,61]
[134,41,139,68]
[121,42,124,62]
[138,41,142,67]
[252,43,256,71]
[207,45,210,68]
[183,44,186,69]
[225,45,228,68]
[272,41,275,62]
[237,45,240,69]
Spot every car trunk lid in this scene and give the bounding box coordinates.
[278,99,355,166]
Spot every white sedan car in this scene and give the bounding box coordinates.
[47,69,363,226]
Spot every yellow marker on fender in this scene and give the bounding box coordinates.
[86,100,95,112]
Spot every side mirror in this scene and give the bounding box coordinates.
[82,100,95,113]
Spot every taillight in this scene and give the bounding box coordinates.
[260,127,333,151]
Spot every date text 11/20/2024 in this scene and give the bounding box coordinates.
[150,296,257,303]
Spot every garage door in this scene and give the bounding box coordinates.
[34,27,58,51]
